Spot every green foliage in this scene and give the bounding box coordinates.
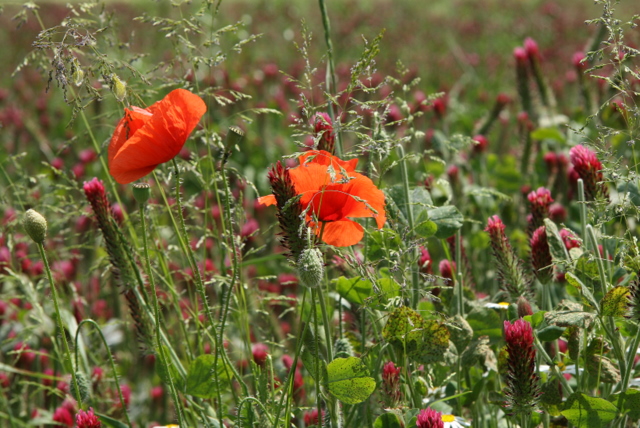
[561,393,618,428]
[326,357,376,405]
[185,354,231,399]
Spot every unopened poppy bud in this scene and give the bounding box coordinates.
[132,183,151,204]
[334,337,354,359]
[70,371,90,403]
[23,209,47,244]
[297,247,324,288]
[111,74,127,102]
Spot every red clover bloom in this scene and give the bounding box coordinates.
[503,319,541,415]
[416,407,444,428]
[569,144,609,201]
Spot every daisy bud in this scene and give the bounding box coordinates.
[503,319,541,416]
[22,209,47,244]
[110,74,127,102]
[530,226,553,284]
[297,247,324,289]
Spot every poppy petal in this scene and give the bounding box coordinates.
[317,220,364,247]
[258,194,277,206]
[298,150,358,172]
[109,89,207,184]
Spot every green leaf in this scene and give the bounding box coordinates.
[561,393,618,427]
[326,357,376,405]
[382,306,449,363]
[427,205,463,239]
[544,219,570,263]
[97,413,129,428]
[614,389,640,419]
[373,413,404,428]
[333,276,373,305]
[601,286,630,317]
[617,180,640,206]
[531,127,566,142]
[376,277,402,306]
[414,209,438,238]
[185,354,231,399]
[565,272,599,309]
[366,229,402,261]
[537,325,565,342]
[544,310,595,329]
[466,307,503,340]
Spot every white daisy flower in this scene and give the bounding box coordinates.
[484,301,510,310]
[442,413,470,428]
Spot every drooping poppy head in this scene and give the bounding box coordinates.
[108,89,207,184]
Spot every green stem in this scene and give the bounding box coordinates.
[318,0,343,157]
[139,200,187,427]
[397,145,419,307]
[36,243,82,406]
[74,320,132,428]
[577,179,587,245]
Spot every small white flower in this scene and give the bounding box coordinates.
[484,302,510,310]
[442,414,470,428]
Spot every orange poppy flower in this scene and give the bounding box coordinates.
[108,89,207,184]
[260,151,386,247]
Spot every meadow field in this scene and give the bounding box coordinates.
[1,0,640,427]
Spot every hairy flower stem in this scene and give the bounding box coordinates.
[577,179,587,242]
[314,287,340,427]
[138,200,187,427]
[36,243,83,406]
[75,320,133,428]
[397,145,420,307]
[318,0,343,158]
[534,337,573,394]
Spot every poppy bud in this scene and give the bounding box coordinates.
[23,209,47,244]
[132,182,151,204]
[110,74,127,102]
[334,337,353,359]
[297,247,324,289]
[70,371,90,403]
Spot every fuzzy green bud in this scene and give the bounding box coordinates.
[132,182,151,204]
[111,74,127,102]
[334,338,354,359]
[70,372,90,403]
[23,209,47,244]
[297,247,324,288]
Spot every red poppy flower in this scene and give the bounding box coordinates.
[259,150,385,247]
[108,89,207,184]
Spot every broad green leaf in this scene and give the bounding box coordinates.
[414,209,438,238]
[531,127,566,142]
[561,393,618,427]
[382,306,449,364]
[614,389,640,419]
[333,276,373,305]
[544,310,595,329]
[617,180,640,206]
[466,307,503,340]
[601,286,630,317]
[427,205,463,239]
[544,219,570,263]
[537,325,565,342]
[373,413,403,428]
[97,413,129,428]
[326,357,376,405]
[376,277,402,306]
[565,272,599,309]
[367,229,402,261]
[185,354,231,399]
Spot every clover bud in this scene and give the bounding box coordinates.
[23,209,47,244]
[132,182,151,204]
[297,247,324,289]
[111,74,127,102]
